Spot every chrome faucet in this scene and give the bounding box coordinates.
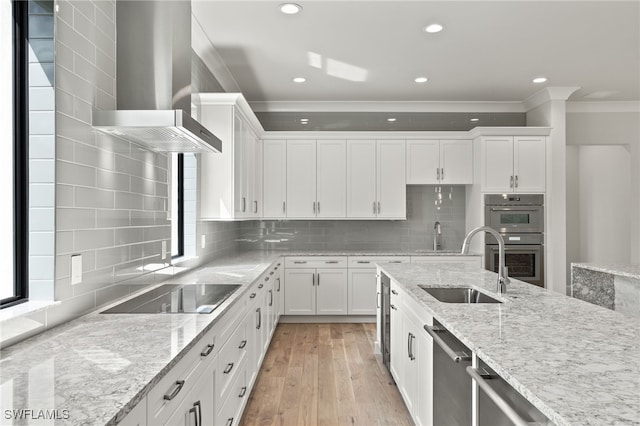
[433,221,442,251]
[461,226,510,294]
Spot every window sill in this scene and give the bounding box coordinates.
[0,300,59,323]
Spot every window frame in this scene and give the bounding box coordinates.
[172,153,185,259]
[2,0,29,308]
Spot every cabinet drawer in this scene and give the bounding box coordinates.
[348,256,410,268]
[217,358,248,426]
[147,326,217,425]
[285,256,348,269]
[217,319,248,403]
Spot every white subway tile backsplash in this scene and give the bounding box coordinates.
[96,209,130,228]
[30,183,55,207]
[95,245,130,270]
[54,41,74,72]
[94,87,116,111]
[29,62,54,86]
[29,280,55,301]
[57,231,74,254]
[30,207,55,232]
[94,7,115,42]
[72,7,96,44]
[95,132,129,154]
[29,232,55,256]
[56,208,96,230]
[95,47,115,78]
[30,135,55,158]
[29,87,55,110]
[56,88,75,117]
[143,195,166,212]
[74,187,114,209]
[29,159,55,183]
[56,20,95,64]
[57,160,96,186]
[74,229,114,251]
[56,184,74,207]
[72,0,95,23]
[130,210,155,227]
[29,111,55,134]
[114,155,145,178]
[72,97,92,124]
[55,0,73,26]
[114,192,144,210]
[130,176,156,195]
[29,256,55,280]
[97,169,129,191]
[73,53,96,84]
[114,228,144,245]
[56,112,96,144]
[74,142,115,170]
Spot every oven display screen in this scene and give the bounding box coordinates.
[499,213,530,224]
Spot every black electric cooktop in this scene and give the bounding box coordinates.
[101,283,241,314]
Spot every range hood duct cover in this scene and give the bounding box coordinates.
[92,0,221,154]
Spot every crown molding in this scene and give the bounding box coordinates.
[523,87,581,111]
[262,127,551,140]
[566,101,640,113]
[249,100,526,113]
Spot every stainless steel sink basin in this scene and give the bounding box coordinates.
[419,287,502,304]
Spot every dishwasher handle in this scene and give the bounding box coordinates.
[424,325,471,363]
[466,367,529,426]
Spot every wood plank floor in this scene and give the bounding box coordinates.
[240,323,413,426]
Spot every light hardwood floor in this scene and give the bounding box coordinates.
[240,323,412,426]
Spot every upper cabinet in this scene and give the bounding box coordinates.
[480,136,546,193]
[347,140,406,219]
[284,139,347,219]
[406,140,473,185]
[262,140,287,219]
[199,94,263,220]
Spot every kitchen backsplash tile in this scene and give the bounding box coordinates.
[239,186,466,252]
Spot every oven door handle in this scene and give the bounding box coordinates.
[489,207,542,212]
[487,245,541,252]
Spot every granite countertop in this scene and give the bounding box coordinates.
[572,262,640,280]
[380,263,640,426]
[285,249,478,256]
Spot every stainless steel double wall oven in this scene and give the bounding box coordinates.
[484,194,545,287]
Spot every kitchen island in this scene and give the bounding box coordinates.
[380,262,640,426]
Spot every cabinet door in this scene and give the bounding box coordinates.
[244,305,260,386]
[347,140,377,218]
[286,140,317,218]
[316,269,348,315]
[348,269,377,315]
[389,302,404,385]
[284,269,316,315]
[317,140,347,218]
[163,361,216,426]
[243,125,256,218]
[263,140,287,218]
[401,319,419,416]
[414,330,433,426]
[119,398,147,426]
[513,136,546,193]
[406,140,439,184]
[234,115,245,216]
[377,140,406,219]
[481,136,514,192]
[440,140,473,185]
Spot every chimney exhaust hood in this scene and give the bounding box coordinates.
[92,0,222,154]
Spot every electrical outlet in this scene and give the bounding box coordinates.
[201,235,206,249]
[71,254,82,285]
[161,240,167,260]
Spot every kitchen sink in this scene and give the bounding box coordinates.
[419,287,502,304]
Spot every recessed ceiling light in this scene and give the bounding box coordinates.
[387,118,397,122]
[292,77,306,83]
[424,24,443,33]
[470,118,480,122]
[533,77,547,84]
[280,3,302,14]
[300,118,309,122]
[415,77,428,83]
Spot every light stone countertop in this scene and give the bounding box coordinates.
[572,262,640,280]
[0,249,478,426]
[380,262,640,426]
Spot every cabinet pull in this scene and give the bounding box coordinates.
[356,260,371,264]
[377,201,381,214]
[390,304,397,310]
[373,201,377,214]
[312,273,316,286]
[226,418,234,426]
[283,201,286,214]
[317,272,320,286]
[242,197,246,212]
[254,200,258,213]
[250,293,256,299]
[391,289,398,295]
[239,387,247,398]
[515,175,519,188]
[408,333,416,360]
[389,261,402,264]
[293,260,307,264]
[270,271,274,275]
[377,291,380,309]
[437,168,440,181]
[441,168,444,180]
[256,307,261,330]
[200,343,214,357]
[239,340,247,349]
[407,332,412,360]
[189,401,201,426]
[223,363,234,374]
[258,283,264,288]
[277,277,281,292]
[317,202,320,214]
[269,289,273,307]
[325,260,339,264]
[425,325,471,363]
[313,201,316,214]
[163,380,185,401]
[509,175,514,188]
[265,277,270,282]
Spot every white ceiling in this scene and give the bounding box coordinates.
[193,1,639,110]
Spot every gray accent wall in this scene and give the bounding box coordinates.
[239,186,466,252]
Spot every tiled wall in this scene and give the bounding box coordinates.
[28,0,56,301]
[239,185,466,251]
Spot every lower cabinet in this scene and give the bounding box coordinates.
[284,268,348,315]
[389,281,434,426]
[164,361,216,426]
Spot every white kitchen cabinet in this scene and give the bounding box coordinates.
[348,256,410,315]
[481,136,545,193]
[164,361,216,426]
[199,94,263,220]
[284,139,347,219]
[406,140,472,185]
[347,140,406,219]
[284,257,348,315]
[262,140,287,218]
[119,397,147,426]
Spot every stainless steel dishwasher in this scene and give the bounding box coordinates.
[467,359,555,426]
[425,319,472,426]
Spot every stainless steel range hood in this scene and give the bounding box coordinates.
[92,0,222,154]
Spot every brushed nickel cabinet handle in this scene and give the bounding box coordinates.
[163,380,185,400]
[200,343,214,357]
[239,387,247,398]
[239,340,247,349]
[283,201,286,214]
[223,363,234,374]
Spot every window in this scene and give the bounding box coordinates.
[171,153,184,258]
[1,0,28,307]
